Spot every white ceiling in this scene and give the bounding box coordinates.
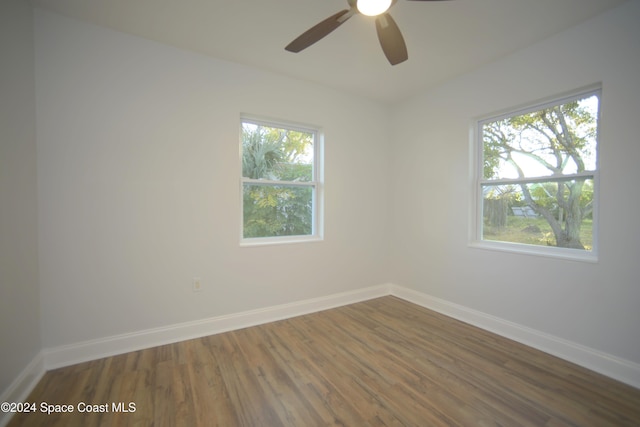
[32,0,627,104]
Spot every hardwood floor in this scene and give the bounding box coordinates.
[7,296,640,426]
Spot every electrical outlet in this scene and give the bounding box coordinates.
[192,277,203,292]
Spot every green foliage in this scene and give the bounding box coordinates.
[243,185,312,238]
[241,122,315,238]
[242,124,313,181]
[483,216,593,251]
[242,128,285,180]
[483,97,598,179]
[483,138,503,179]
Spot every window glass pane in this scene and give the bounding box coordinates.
[482,179,594,251]
[241,122,314,182]
[243,184,313,238]
[482,95,599,180]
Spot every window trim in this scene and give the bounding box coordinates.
[239,115,323,246]
[469,86,601,262]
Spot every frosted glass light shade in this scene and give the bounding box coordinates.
[357,0,392,16]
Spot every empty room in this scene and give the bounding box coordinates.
[2,0,640,425]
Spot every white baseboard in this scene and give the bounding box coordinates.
[0,352,45,427]
[44,283,391,370]
[389,284,640,390]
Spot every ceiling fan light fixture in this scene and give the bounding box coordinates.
[357,0,392,16]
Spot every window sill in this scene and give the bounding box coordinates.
[469,240,598,263]
[240,235,323,247]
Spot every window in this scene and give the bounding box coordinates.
[240,116,322,244]
[473,88,600,260]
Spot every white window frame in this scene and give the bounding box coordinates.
[469,87,600,262]
[240,115,323,246]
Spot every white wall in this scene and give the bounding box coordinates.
[35,10,391,349]
[390,0,640,365]
[27,0,640,384]
[0,0,41,397]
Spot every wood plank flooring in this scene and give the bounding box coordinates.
[7,296,640,426]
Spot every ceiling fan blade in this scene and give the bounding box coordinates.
[375,13,408,65]
[285,9,354,53]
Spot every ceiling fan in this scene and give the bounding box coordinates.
[285,0,449,65]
